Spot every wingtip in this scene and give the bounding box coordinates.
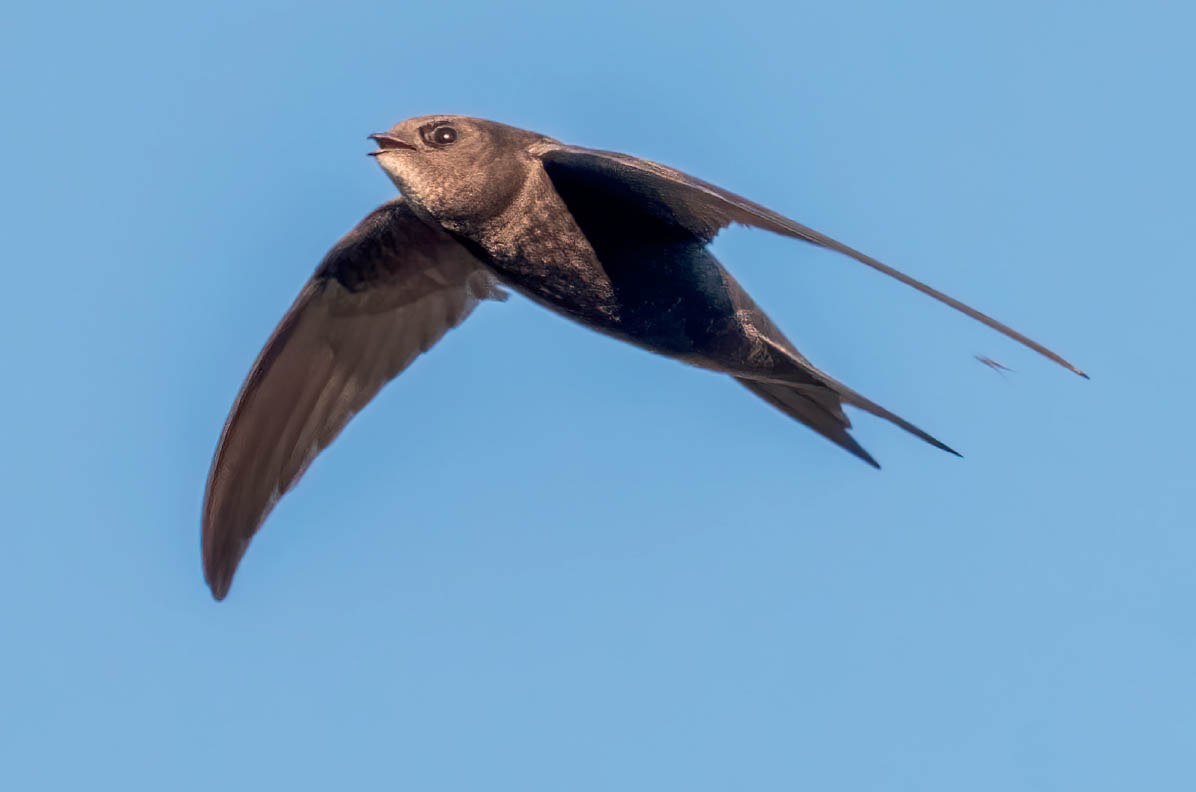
[203,561,233,602]
[1057,358,1090,379]
[207,578,229,602]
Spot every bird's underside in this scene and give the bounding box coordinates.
[201,116,1085,599]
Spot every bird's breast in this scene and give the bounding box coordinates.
[456,177,624,328]
[451,170,765,369]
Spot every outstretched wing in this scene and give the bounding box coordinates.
[533,142,1086,378]
[202,198,505,600]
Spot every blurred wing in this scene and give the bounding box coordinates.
[533,142,1086,378]
[202,198,505,600]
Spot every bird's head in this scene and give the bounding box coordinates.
[369,115,548,228]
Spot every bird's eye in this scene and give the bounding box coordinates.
[430,125,457,146]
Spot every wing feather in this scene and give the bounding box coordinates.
[201,198,504,600]
[534,142,1086,378]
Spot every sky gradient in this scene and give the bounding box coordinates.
[2,1,1193,789]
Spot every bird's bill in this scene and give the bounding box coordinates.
[367,133,415,155]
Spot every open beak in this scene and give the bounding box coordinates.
[367,133,416,156]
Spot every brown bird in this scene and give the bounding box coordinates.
[202,115,1085,600]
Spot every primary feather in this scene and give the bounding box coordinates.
[202,199,504,599]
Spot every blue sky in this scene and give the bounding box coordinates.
[2,0,1193,788]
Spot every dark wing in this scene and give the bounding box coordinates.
[532,142,1086,378]
[202,198,505,600]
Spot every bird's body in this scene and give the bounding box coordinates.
[442,151,771,375]
[201,115,1085,600]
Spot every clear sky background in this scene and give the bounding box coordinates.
[2,0,1193,789]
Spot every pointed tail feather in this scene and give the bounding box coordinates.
[738,371,960,466]
[737,378,880,468]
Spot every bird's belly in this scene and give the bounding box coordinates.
[495,242,769,371]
